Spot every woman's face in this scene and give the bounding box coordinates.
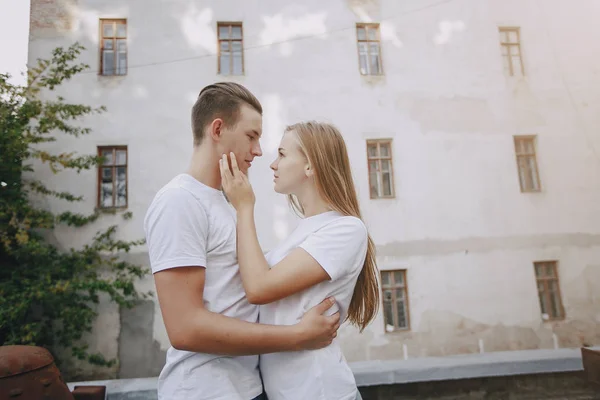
[270,131,310,195]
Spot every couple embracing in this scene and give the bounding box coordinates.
[144,82,379,400]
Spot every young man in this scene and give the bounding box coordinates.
[144,82,340,400]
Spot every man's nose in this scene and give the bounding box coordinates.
[253,142,263,157]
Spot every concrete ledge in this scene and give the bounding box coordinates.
[68,377,157,400]
[352,347,599,387]
[67,347,600,400]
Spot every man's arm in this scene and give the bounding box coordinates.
[154,266,340,355]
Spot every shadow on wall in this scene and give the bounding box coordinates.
[118,300,166,379]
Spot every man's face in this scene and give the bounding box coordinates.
[219,104,263,174]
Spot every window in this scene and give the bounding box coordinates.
[218,22,244,75]
[514,136,541,192]
[499,27,524,76]
[367,140,394,198]
[356,23,382,75]
[381,270,409,332]
[98,146,127,209]
[100,19,127,76]
[534,261,565,321]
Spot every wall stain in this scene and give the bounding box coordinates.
[345,0,381,20]
[408,96,500,134]
[341,308,600,362]
[30,0,77,38]
[377,233,600,257]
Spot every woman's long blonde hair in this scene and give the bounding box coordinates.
[285,121,380,332]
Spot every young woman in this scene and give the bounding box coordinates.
[219,121,379,400]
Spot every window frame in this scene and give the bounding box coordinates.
[533,261,565,321]
[513,135,541,193]
[99,18,128,76]
[381,269,411,332]
[499,26,525,77]
[366,139,395,199]
[356,23,383,76]
[217,22,245,75]
[97,145,128,209]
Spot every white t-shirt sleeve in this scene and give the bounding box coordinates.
[298,217,368,281]
[144,188,209,273]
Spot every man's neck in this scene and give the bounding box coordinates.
[186,145,221,190]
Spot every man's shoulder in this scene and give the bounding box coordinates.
[151,174,219,209]
[151,183,197,210]
[144,176,212,228]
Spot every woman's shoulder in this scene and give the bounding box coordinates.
[325,215,368,236]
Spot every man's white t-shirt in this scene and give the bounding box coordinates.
[143,174,262,400]
[259,211,368,400]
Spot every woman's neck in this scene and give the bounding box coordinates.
[294,186,331,218]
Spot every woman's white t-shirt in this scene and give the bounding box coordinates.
[260,211,368,400]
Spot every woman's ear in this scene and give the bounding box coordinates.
[304,162,314,177]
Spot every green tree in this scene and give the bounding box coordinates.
[0,43,149,371]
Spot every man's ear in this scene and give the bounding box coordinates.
[209,119,224,142]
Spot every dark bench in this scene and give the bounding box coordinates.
[581,347,600,390]
[0,345,106,400]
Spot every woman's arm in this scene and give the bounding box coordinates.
[236,208,330,304]
[219,152,365,305]
[219,152,331,304]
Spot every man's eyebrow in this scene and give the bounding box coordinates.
[251,129,262,138]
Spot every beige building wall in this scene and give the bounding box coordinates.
[28,0,600,379]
